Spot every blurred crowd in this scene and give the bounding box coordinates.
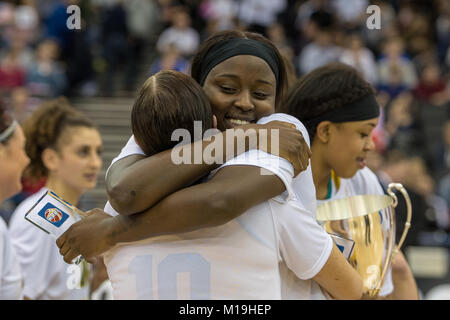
[0,0,448,251]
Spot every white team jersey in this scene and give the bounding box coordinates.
[103,113,333,300]
[0,218,23,299]
[316,167,394,297]
[9,188,90,300]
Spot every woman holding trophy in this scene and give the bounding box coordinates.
[280,62,418,299]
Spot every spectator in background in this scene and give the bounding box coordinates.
[155,0,179,27]
[377,37,418,90]
[295,0,329,34]
[339,33,377,85]
[100,0,130,96]
[156,7,200,58]
[0,35,34,72]
[397,3,434,59]
[435,0,450,64]
[377,150,434,249]
[44,0,78,62]
[149,43,189,75]
[200,17,220,42]
[331,0,367,30]
[14,0,39,45]
[438,123,450,212]
[383,93,425,156]
[413,62,448,106]
[0,50,26,92]
[266,23,294,62]
[9,87,39,124]
[26,39,67,98]
[447,47,450,71]
[62,0,98,97]
[406,157,449,233]
[377,64,409,100]
[199,0,238,32]
[237,0,286,35]
[298,11,341,74]
[360,0,396,56]
[434,120,450,179]
[0,2,17,45]
[124,0,159,91]
[297,10,341,75]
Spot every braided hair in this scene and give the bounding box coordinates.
[279,63,375,140]
[22,97,96,183]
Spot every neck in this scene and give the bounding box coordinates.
[311,144,332,200]
[45,175,82,205]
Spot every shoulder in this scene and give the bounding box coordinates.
[12,189,47,218]
[9,188,48,234]
[258,113,310,147]
[109,135,145,167]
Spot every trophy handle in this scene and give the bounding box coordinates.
[387,183,412,254]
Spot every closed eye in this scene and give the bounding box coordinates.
[219,85,237,94]
[253,92,270,99]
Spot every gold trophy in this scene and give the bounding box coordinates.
[316,183,412,297]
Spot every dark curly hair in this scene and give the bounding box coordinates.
[22,97,96,182]
[278,63,375,140]
[190,30,289,109]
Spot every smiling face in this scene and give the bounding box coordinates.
[202,55,277,131]
[320,117,379,178]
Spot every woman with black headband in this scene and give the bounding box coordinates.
[56,30,311,254]
[56,32,365,298]
[0,104,29,299]
[59,71,363,299]
[279,62,418,299]
[104,30,310,215]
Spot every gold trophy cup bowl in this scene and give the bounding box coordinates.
[316,183,412,297]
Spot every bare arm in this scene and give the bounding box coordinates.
[107,122,310,215]
[106,149,216,216]
[384,251,419,300]
[313,245,364,300]
[57,165,287,262]
[110,165,286,242]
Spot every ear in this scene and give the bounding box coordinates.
[41,148,59,172]
[315,121,333,144]
[212,115,217,129]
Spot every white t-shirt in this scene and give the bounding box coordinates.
[156,27,200,56]
[0,218,23,299]
[316,167,394,297]
[103,113,333,299]
[9,188,90,300]
[238,0,287,27]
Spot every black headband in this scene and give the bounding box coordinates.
[198,38,280,87]
[303,94,380,128]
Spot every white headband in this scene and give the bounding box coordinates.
[0,120,18,143]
